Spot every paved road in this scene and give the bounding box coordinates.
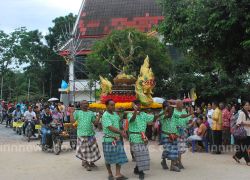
[0,124,249,180]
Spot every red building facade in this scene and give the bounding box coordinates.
[59,0,164,56]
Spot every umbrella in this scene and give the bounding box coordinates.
[183,98,193,103]
[48,97,59,102]
[153,97,165,104]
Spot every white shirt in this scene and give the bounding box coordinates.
[207,109,214,128]
[237,110,250,136]
[24,111,36,121]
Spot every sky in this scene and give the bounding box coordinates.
[0,0,82,35]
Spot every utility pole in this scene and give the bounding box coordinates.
[0,76,3,100]
[27,78,30,102]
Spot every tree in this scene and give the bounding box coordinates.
[0,27,50,101]
[44,13,77,97]
[160,0,250,74]
[159,0,250,101]
[45,13,77,51]
[0,28,43,74]
[86,28,172,96]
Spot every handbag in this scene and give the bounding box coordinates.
[233,125,247,139]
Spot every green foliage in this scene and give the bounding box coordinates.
[0,13,77,101]
[160,0,250,74]
[86,28,172,96]
[45,13,77,50]
[44,13,77,97]
[159,0,250,101]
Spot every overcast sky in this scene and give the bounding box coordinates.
[0,0,82,34]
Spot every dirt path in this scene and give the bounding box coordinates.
[0,124,249,180]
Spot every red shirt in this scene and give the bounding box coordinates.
[222,109,231,128]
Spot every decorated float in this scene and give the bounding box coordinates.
[89,56,162,110]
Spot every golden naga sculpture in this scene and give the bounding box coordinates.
[135,56,155,106]
[100,76,112,95]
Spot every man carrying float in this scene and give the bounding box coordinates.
[89,56,164,180]
[74,100,102,171]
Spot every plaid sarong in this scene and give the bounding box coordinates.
[177,127,188,154]
[103,141,128,165]
[76,137,101,163]
[161,137,178,160]
[131,143,150,172]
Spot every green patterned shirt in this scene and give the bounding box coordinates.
[159,112,178,138]
[128,112,154,144]
[172,109,191,135]
[102,111,121,143]
[74,110,95,137]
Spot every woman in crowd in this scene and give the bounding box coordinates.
[187,116,207,151]
[233,101,250,166]
[222,104,232,145]
[52,106,63,122]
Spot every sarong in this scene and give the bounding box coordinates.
[131,143,150,171]
[103,141,128,165]
[161,137,178,160]
[76,136,101,163]
[177,127,188,154]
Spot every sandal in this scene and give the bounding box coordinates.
[108,175,114,180]
[82,163,86,167]
[170,165,181,172]
[116,175,128,180]
[161,160,169,170]
[90,163,97,168]
[178,163,184,169]
[85,164,92,171]
[233,156,240,163]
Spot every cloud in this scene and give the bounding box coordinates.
[0,0,82,34]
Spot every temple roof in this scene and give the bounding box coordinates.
[60,0,163,55]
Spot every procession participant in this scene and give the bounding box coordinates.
[211,102,223,154]
[6,103,15,127]
[58,102,66,122]
[127,100,159,180]
[34,106,41,122]
[233,101,250,166]
[222,104,232,145]
[74,100,102,171]
[173,100,193,169]
[66,104,74,123]
[23,106,37,136]
[160,101,180,172]
[102,99,128,180]
[52,106,63,122]
[41,106,53,146]
[12,105,22,122]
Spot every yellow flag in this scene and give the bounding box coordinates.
[190,88,197,101]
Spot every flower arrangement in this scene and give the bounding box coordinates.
[89,102,162,110]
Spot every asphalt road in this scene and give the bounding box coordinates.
[0,124,249,180]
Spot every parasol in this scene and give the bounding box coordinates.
[153,97,165,104]
[183,98,193,103]
[48,97,59,102]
